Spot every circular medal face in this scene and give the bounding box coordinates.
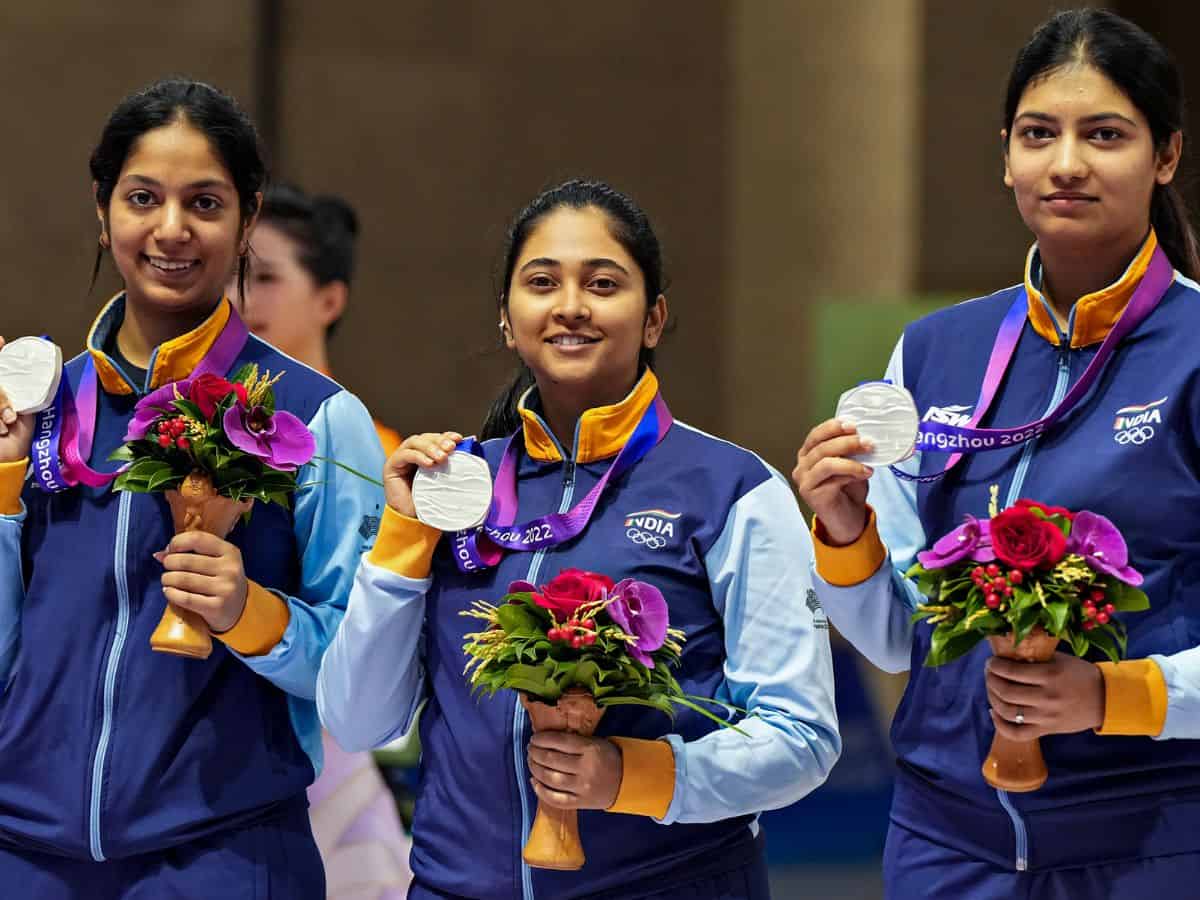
[835,381,919,467]
[412,450,494,531]
[0,337,63,415]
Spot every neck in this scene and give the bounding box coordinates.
[1038,228,1149,324]
[536,374,640,452]
[116,295,221,368]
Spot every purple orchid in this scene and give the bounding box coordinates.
[1066,511,1143,586]
[608,578,669,668]
[222,404,315,472]
[124,379,192,441]
[917,515,995,570]
[507,580,536,594]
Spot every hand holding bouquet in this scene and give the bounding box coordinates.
[907,489,1149,790]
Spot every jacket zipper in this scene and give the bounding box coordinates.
[90,489,133,861]
[512,440,577,900]
[994,343,1071,872]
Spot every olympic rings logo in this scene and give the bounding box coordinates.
[625,528,667,550]
[1114,425,1155,445]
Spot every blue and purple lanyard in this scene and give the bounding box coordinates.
[890,244,1174,484]
[31,304,249,494]
[451,392,673,573]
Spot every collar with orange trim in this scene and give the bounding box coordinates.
[516,369,661,464]
[86,294,235,395]
[1024,230,1159,348]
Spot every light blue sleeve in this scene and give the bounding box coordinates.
[1151,648,1200,740]
[317,558,428,751]
[812,336,926,674]
[230,389,385,701]
[659,468,841,825]
[0,487,27,688]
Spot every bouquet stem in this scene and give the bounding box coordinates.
[152,471,251,660]
[519,688,605,870]
[982,626,1061,792]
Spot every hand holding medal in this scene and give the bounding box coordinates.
[383,430,470,522]
[0,335,61,462]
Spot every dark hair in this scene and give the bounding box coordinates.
[1004,9,1200,279]
[480,179,667,440]
[89,77,268,300]
[256,183,359,336]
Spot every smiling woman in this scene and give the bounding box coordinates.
[0,79,386,899]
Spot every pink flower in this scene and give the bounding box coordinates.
[608,579,669,668]
[222,404,315,472]
[917,516,995,570]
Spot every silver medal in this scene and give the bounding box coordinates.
[0,337,63,415]
[835,381,919,467]
[412,450,494,531]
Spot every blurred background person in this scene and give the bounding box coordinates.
[234,183,411,899]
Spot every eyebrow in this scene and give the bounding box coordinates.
[121,175,233,191]
[517,257,631,275]
[1016,110,1138,126]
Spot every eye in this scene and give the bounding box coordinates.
[192,194,222,212]
[1090,127,1123,142]
[128,190,156,207]
[1019,125,1055,142]
[528,274,557,290]
[589,276,619,293]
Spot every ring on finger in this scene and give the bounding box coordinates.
[1014,708,1025,726]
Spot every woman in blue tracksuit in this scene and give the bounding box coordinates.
[0,79,383,897]
[318,179,840,899]
[794,10,1200,899]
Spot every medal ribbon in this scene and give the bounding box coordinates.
[890,244,1174,483]
[451,392,673,573]
[31,303,249,493]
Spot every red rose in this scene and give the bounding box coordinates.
[532,569,614,618]
[190,373,242,420]
[1014,498,1075,521]
[990,507,1067,570]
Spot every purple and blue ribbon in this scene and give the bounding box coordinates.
[451,392,673,573]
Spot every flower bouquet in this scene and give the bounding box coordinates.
[461,568,739,870]
[110,366,315,659]
[906,489,1149,791]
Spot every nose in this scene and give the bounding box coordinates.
[154,200,191,244]
[552,283,590,322]
[1049,133,1088,184]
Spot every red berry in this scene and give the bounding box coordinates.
[1003,584,1013,596]
[176,437,190,450]
[1083,620,1096,631]
[1096,612,1111,625]
[582,619,595,631]
[972,566,985,579]
[1104,603,1115,615]
[985,564,1000,578]
[158,434,171,447]
[566,620,578,630]
[1008,570,1023,584]
[582,633,596,646]
[985,594,1000,609]
[1091,589,1106,603]
[547,628,561,642]
[570,636,583,649]
[1083,606,1095,618]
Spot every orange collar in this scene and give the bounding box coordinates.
[86,294,233,395]
[518,370,660,463]
[1024,230,1158,348]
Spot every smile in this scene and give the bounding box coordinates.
[144,254,200,273]
[546,335,600,346]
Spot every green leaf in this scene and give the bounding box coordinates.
[1106,581,1150,612]
[926,628,985,667]
[108,444,136,462]
[496,604,542,636]
[1044,600,1070,635]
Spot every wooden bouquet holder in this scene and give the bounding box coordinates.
[519,688,605,870]
[153,471,251,659]
[982,626,1061,792]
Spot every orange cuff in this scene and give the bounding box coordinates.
[0,459,28,516]
[1096,658,1167,736]
[605,737,675,819]
[811,507,887,587]
[368,505,442,578]
[215,581,290,656]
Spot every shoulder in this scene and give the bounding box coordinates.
[905,284,1023,344]
[238,335,343,420]
[657,420,779,499]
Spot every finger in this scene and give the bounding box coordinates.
[0,406,15,426]
[162,585,220,612]
[804,434,876,466]
[985,671,1044,706]
[529,760,575,790]
[166,531,232,557]
[800,419,857,457]
[159,551,224,575]
[990,708,1046,741]
[528,731,587,755]
[986,657,1056,686]
[162,571,225,595]
[438,431,465,451]
[801,456,874,491]
[528,745,582,774]
[987,695,1040,726]
[530,777,577,810]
